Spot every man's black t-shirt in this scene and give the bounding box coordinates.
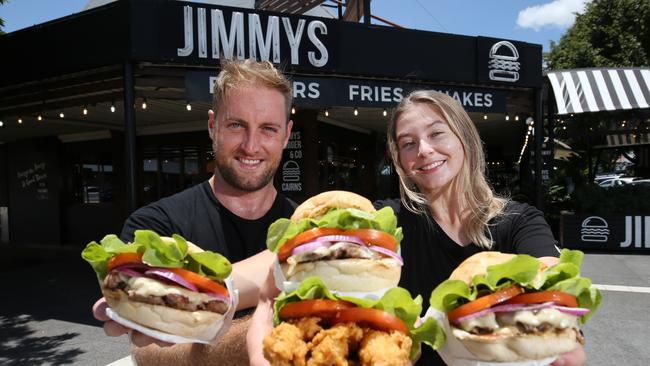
[121,181,296,263]
[376,199,560,366]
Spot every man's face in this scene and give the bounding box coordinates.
[208,84,292,192]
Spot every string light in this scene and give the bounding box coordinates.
[515,115,519,121]
[186,101,192,111]
[59,111,65,118]
[0,121,3,127]
[110,102,116,113]
[18,118,23,124]
[83,105,88,115]
[354,108,358,116]
[324,108,329,117]
[483,114,488,120]
[37,114,42,121]
[383,109,387,117]
[505,115,510,121]
[291,106,296,115]
[142,98,147,110]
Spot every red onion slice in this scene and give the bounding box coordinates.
[452,301,558,325]
[144,269,198,292]
[113,267,144,278]
[554,306,590,316]
[368,245,403,265]
[311,235,367,246]
[291,240,333,256]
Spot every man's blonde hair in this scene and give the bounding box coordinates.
[387,90,508,248]
[213,59,293,121]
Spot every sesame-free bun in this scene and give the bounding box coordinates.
[449,252,517,285]
[103,288,223,339]
[291,190,376,221]
[452,326,582,362]
[281,258,401,292]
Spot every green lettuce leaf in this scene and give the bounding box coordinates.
[81,230,232,281]
[273,277,443,358]
[266,206,403,252]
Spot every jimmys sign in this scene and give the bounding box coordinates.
[561,213,650,253]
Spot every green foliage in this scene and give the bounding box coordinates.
[546,0,650,69]
[572,184,650,214]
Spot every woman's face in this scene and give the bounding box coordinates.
[395,103,465,195]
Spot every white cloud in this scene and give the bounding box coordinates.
[517,0,589,31]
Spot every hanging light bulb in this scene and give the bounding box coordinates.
[383,109,387,117]
[59,111,65,118]
[0,121,3,127]
[325,108,329,117]
[186,101,192,111]
[110,102,116,113]
[83,105,88,115]
[354,108,358,116]
[291,106,296,115]
[515,115,519,121]
[18,118,23,124]
[142,98,147,110]
[483,114,488,120]
[38,114,43,121]
[505,115,510,121]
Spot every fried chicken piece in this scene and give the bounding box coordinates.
[358,329,412,366]
[263,322,309,366]
[289,317,323,341]
[307,323,364,366]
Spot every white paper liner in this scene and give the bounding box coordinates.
[421,307,557,366]
[272,257,391,300]
[105,275,239,345]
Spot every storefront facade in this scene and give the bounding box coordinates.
[0,0,543,246]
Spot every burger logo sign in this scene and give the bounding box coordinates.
[488,41,520,82]
[580,216,610,243]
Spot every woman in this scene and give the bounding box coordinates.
[381,90,584,365]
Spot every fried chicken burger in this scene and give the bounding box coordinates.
[82,230,235,343]
[428,249,602,362]
[266,191,404,293]
[263,277,443,365]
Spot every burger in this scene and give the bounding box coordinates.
[263,277,443,365]
[428,249,602,362]
[81,230,234,343]
[266,191,403,292]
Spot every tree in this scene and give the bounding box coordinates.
[0,0,8,35]
[546,0,650,69]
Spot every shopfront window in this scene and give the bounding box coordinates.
[72,157,113,204]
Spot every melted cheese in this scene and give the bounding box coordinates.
[497,308,579,329]
[127,277,218,305]
[459,312,499,331]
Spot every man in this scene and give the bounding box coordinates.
[93,58,295,365]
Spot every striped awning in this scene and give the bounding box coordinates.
[546,68,650,115]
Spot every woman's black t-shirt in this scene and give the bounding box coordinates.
[375,199,560,366]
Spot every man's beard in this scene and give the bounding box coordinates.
[214,152,279,192]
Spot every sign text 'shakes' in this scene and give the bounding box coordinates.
[177,5,329,67]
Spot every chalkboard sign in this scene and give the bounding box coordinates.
[8,138,61,245]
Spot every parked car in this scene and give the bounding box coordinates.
[630,179,650,187]
[598,177,638,187]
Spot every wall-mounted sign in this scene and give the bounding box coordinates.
[477,37,541,87]
[281,130,303,192]
[186,72,506,113]
[561,213,650,252]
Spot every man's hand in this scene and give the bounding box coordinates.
[246,268,280,366]
[92,297,171,347]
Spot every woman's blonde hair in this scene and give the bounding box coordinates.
[213,59,293,121]
[387,90,508,248]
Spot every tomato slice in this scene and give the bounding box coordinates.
[447,285,523,324]
[343,229,398,253]
[332,307,409,334]
[279,299,356,320]
[504,291,578,308]
[167,268,229,298]
[278,228,344,262]
[107,252,143,271]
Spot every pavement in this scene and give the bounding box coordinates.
[1,244,649,365]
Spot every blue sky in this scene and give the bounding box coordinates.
[0,0,587,51]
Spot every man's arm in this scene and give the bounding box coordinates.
[232,249,276,310]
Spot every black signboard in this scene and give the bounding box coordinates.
[185,71,506,112]
[561,213,650,253]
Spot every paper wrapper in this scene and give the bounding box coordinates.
[421,307,557,366]
[272,257,391,300]
[105,275,239,345]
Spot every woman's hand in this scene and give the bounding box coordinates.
[246,268,280,366]
[92,297,171,347]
